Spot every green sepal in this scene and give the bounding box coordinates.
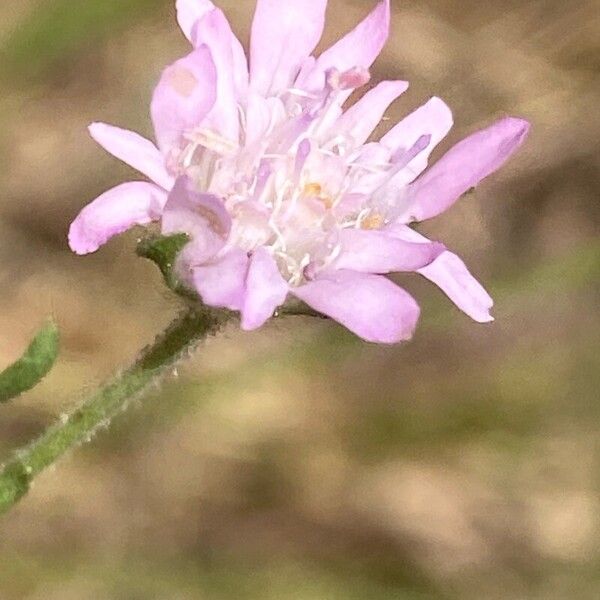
[0,320,60,404]
[136,233,197,298]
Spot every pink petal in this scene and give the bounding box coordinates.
[380,96,453,183]
[342,143,393,196]
[245,93,272,146]
[402,117,530,222]
[241,247,289,330]
[420,252,494,323]
[297,0,390,92]
[190,9,244,141]
[176,0,215,43]
[334,229,445,273]
[177,1,247,101]
[88,122,173,190]
[250,0,327,96]
[162,177,231,265]
[386,224,494,322]
[245,96,289,150]
[68,182,166,255]
[293,270,420,344]
[334,80,409,147]
[192,248,249,311]
[150,46,217,153]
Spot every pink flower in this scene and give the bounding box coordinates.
[69,0,530,344]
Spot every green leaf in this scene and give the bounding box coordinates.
[0,320,60,404]
[137,233,196,298]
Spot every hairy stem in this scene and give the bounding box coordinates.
[0,306,232,516]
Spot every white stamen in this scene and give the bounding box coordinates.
[177,77,416,284]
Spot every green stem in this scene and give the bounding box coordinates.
[0,306,232,516]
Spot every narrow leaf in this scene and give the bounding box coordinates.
[0,320,60,404]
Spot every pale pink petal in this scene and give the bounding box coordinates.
[350,142,392,165]
[88,122,173,190]
[297,0,390,92]
[293,270,420,344]
[295,56,317,88]
[334,229,445,273]
[245,93,272,146]
[176,0,214,43]
[334,80,409,147]
[162,177,231,265]
[191,9,243,141]
[270,111,316,155]
[420,253,494,323]
[230,45,249,103]
[192,248,249,311]
[241,247,289,330]
[191,8,248,101]
[386,224,494,322]
[177,0,247,100]
[246,95,288,148]
[250,0,327,96]
[402,117,530,222]
[332,193,370,220]
[384,135,433,186]
[342,143,393,196]
[150,46,217,153]
[68,182,166,255]
[380,96,453,183]
[293,139,313,186]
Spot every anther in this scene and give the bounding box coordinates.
[361,213,385,230]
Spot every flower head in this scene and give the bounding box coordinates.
[69,0,530,343]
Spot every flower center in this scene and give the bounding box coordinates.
[175,85,399,284]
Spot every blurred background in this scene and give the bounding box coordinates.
[0,0,599,598]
